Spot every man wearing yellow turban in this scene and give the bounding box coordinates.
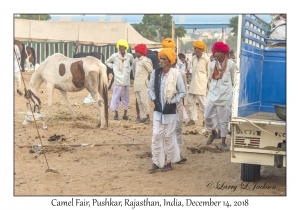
[105,39,134,120]
[147,47,186,173]
[186,40,210,127]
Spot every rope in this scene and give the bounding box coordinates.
[231,117,285,141]
[106,128,147,145]
[15,144,33,195]
[14,47,52,171]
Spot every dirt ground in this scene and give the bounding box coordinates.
[14,71,286,196]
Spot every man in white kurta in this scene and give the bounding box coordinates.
[14,44,23,96]
[132,44,153,123]
[148,48,186,173]
[186,40,210,127]
[204,42,235,151]
[105,39,134,120]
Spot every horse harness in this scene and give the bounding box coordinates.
[26,89,42,113]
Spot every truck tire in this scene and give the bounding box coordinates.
[241,164,261,182]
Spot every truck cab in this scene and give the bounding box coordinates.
[231,14,286,182]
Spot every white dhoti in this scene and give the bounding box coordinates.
[187,93,206,120]
[204,104,231,138]
[135,88,150,118]
[175,100,188,153]
[151,119,181,168]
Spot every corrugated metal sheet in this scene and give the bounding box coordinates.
[22,42,130,64]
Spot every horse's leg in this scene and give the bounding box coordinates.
[58,89,76,121]
[46,83,55,121]
[90,90,105,128]
[85,72,105,128]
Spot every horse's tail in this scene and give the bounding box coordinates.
[100,53,105,64]
[98,61,109,127]
[20,43,27,71]
[31,47,36,66]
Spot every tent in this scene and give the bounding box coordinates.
[14,19,162,49]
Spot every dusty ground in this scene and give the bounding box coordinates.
[14,71,286,196]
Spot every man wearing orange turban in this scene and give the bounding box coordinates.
[105,39,134,120]
[161,38,188,164]
[147,47,186,173]
[186,40,210,127]
[204,42,236,151]
[132,44,153,124]
[161,38,176,49]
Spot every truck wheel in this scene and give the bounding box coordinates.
[241,163,261,182]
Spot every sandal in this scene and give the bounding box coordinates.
[144,119,151,124]
[113,115,119,120]
[123,115,130,120]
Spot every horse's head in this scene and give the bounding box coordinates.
[24,89,42,113]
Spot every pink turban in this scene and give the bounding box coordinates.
[211,42,230,55]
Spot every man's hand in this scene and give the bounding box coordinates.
[154,98,162,112]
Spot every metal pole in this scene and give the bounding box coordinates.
[172,17,174,40]
[176,37,179,55]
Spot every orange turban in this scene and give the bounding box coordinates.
[158,48,177,65]
[193,40,207,52]
[161,38,176,49]
[134,44,147,56]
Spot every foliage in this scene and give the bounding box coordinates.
[226,35,237,52]
[202,38,219,53]
[15,14,51,21]
[228,16,238,36]
[180,41,194,52]
[133,14,186,42]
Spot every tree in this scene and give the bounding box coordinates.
[202,38,219,53]
[228,16,238,36]
[180,41,194,53]
[15,14,51,21]
[226,35,237,52]
[133,14,186,42]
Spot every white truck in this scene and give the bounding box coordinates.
[230,14,286,182]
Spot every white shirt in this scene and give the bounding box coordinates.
[14,45,21,72]
[207,59,236,107]
[175,58,186,71]
[132,55,153,92]
[105,52,134,86]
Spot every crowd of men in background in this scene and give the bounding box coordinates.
[105,38,236,173]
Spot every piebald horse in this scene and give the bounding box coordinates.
[14,39,36,71]
[26,53,109,128]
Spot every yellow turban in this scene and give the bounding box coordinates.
[193,40,207,52]
[158,48,177,65]
[116,39,129,50]
[161,38,176,49]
